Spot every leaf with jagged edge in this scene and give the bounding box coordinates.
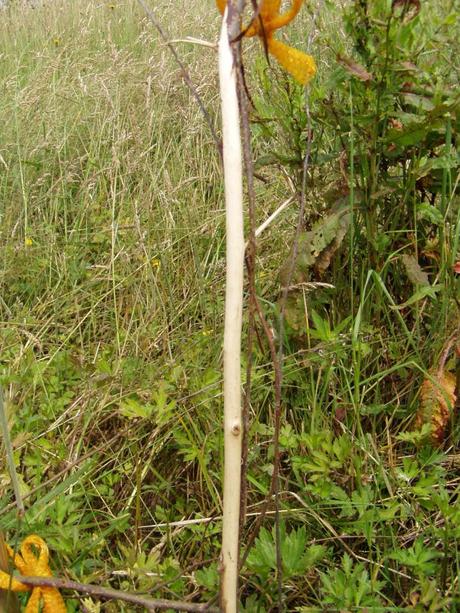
[280,206,351,287]
[314,211,351,275]
[414,370,456,445]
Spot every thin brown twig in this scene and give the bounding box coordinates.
[237,26,317,613]
[254,9,317,605]
[15,575,218,612]
[271,85,314,613]
[240,296,281,567]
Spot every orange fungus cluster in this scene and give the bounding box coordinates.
[216,0,316,85]
[0,535,66,613]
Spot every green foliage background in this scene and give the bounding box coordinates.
[0,0,459,610]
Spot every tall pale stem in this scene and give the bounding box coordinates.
[219,9,244,613]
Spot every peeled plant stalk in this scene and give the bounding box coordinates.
[218,7,244,612]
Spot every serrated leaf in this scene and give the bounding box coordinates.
[283,526,308,577]
[120,397,154,420]
[315,212,351,274]
[281,208,350,286]
[247,525,326,580]
[173,429,200,462]
[389,539,441,576]
[241,594,267,612]
[414,370,456,445]
[195,563,219,591]
[246,527,275,579]
[397,422,433,444]
[303,543,327,567]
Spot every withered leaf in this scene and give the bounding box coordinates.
[414,370,456,445]
[280,207,351,287]
[337,54,373,82]
[315,212,351,275]
[392,0,421,21]
[401,254,430,286]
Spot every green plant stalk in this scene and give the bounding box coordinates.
[349,82,361,412]
[110,154,122,357]
[14,108,28,244]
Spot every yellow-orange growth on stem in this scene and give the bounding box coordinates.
[215,0,316,85]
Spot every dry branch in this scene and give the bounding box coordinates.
[14,575,217,612]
